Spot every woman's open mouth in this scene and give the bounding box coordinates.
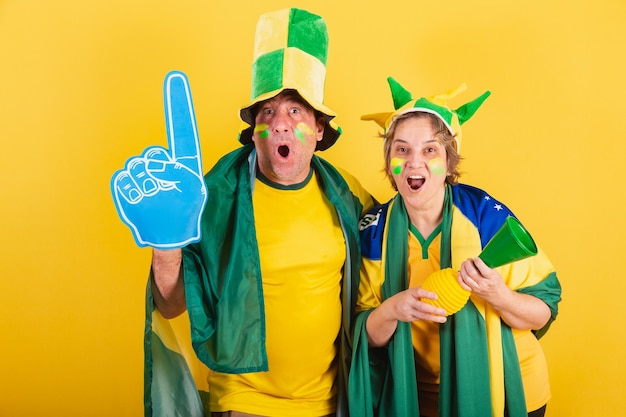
[408,175,425,190]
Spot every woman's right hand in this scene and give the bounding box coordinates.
[366,287,446,347]
[383,287,448,323]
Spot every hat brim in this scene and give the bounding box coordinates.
[238,88,341,151]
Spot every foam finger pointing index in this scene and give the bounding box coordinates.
[164,71,202,176]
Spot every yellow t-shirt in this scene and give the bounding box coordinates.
[208,171,346,417]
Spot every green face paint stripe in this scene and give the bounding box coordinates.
[294,122,315,144]
[254,124,270,139]
[391,157,404,175]
[294,128,306,143]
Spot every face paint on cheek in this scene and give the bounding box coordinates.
[390,157,405,175]
[254,124,270,139]
[295,122,315,144]
[296,122,315,136]
[429,157,446,176]
[294,129,305,143]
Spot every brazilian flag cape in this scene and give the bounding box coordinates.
[349,184,561,417]
[144,143,366,417]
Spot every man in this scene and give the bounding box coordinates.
[149,8,374,417]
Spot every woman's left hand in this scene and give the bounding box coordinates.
[457,257,551,330]
[457,257,506,304]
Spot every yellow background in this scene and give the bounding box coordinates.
[1,0,624,415]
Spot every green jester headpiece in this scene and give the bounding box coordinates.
[362,77,491,152]
[238,8,341,151]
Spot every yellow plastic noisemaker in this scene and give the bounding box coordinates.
[420,268,471,315]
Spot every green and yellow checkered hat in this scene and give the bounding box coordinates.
[239,8,341,151]
[362,77,491,152]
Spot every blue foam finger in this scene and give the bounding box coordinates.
[112,170,142,204]
[110,71,208,249]
[164,71,203,177]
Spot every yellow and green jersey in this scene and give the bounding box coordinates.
[352,184,561,417]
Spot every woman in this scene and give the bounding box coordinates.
[349,78,562,417]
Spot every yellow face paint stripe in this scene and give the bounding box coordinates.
[254,123,269,139]
[296,122,315,135]
[294,122,315,143]
[428,157,446,176]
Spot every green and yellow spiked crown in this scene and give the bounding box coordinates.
[362,77,491,151]
[239,8,341,151]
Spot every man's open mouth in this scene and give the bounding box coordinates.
[278,145,290,158]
